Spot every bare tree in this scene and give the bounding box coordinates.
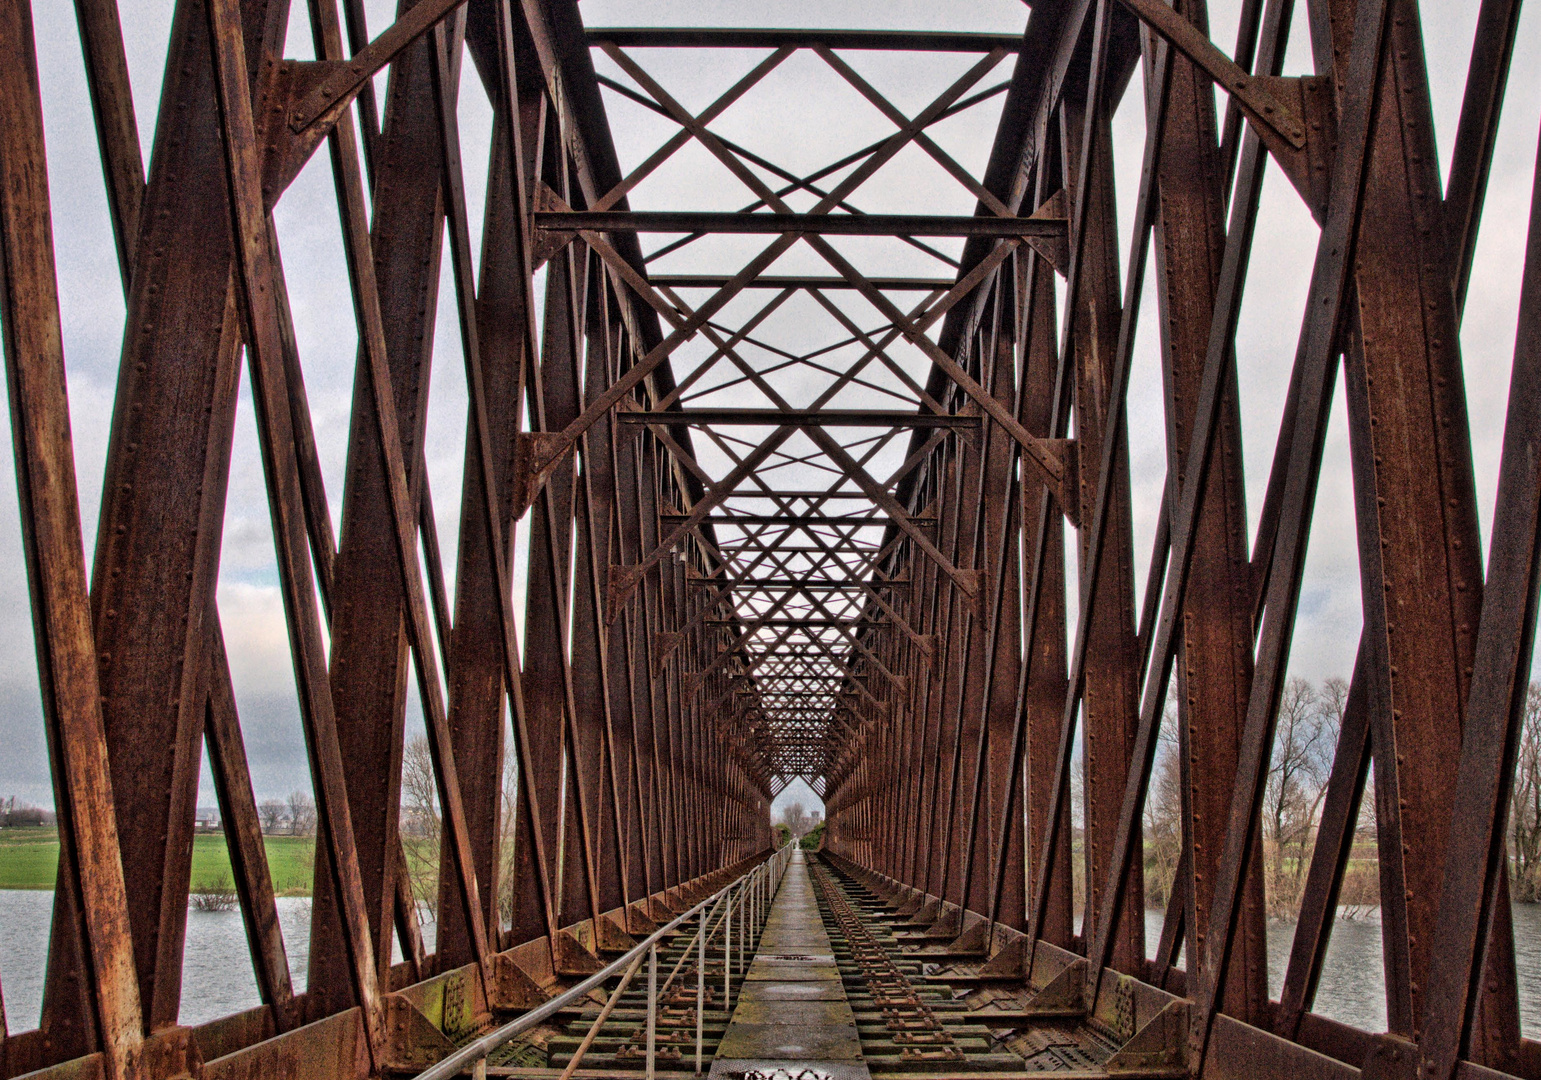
[1263,677,1333,915]
[258,799,287,835]
[498,749,520,928]
[1071,751,1086,913]
[286,790,316,837]
[781,802,810,837]
[1143,699,1183,910]
[1510,683,1541,900]
[400,736,441,914]
[1319,675,1350,732]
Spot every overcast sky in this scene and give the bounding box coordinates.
[2,0,1539,823]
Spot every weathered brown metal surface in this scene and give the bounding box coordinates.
[4,0,1541,1078]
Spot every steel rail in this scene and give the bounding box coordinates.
[412,845,792,1080]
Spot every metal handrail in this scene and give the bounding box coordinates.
[414,843,794,1080]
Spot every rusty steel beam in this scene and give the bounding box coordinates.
[0,4,143,1074]
[8,0,1541,1078]
[649,274,958,291]
[585,27,1025,51]
[619,408,979,428]
[536,209,1068,238]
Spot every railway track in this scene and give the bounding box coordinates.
[807,856,1181,1077]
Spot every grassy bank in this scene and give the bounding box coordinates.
[0,828,315,896]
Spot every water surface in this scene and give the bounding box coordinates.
[0,891,313,1028]
[4,891,1541,1037]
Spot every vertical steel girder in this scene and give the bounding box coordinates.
[0,3,142,1075]
[306,6,459,1015]
[1149,2,1268,1024]
[4,0,1541,1079]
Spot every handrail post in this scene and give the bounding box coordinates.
[696,905,706,1074]
[724,893,732,1005]
[646,941,658,1080]
[409,870,753,1080]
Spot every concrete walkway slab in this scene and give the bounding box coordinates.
[709,1062,872,1080]
[737,983,848,1002]
[728,1001,854,1026]
[707,850,870,1080]
[716,1024,864,1061]
[744,964,841,982]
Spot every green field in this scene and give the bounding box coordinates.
[0,828,315,896]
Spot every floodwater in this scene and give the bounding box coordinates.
[0,891,439,1029]
[1142,905,1541,1036]
[3,891,1541,1038]
[1139,908,1392,1032]
[0,890,314,1028]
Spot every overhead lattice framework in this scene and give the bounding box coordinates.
[2,0,1541,1079]
[575,26,1053,794]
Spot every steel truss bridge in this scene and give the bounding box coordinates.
[0,0,1536,1078]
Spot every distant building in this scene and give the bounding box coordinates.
[194,806,222,832]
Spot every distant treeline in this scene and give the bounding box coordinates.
[1141,678,1541,917]
[0,797,55,828]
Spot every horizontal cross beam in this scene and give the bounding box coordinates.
[619,408,979,428]
[661,513,933,527]
[534,210,1068,238]
[687,578,908,589]
[584,27,1025,51]
[706,618,888,627]
[649,274,955,291]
